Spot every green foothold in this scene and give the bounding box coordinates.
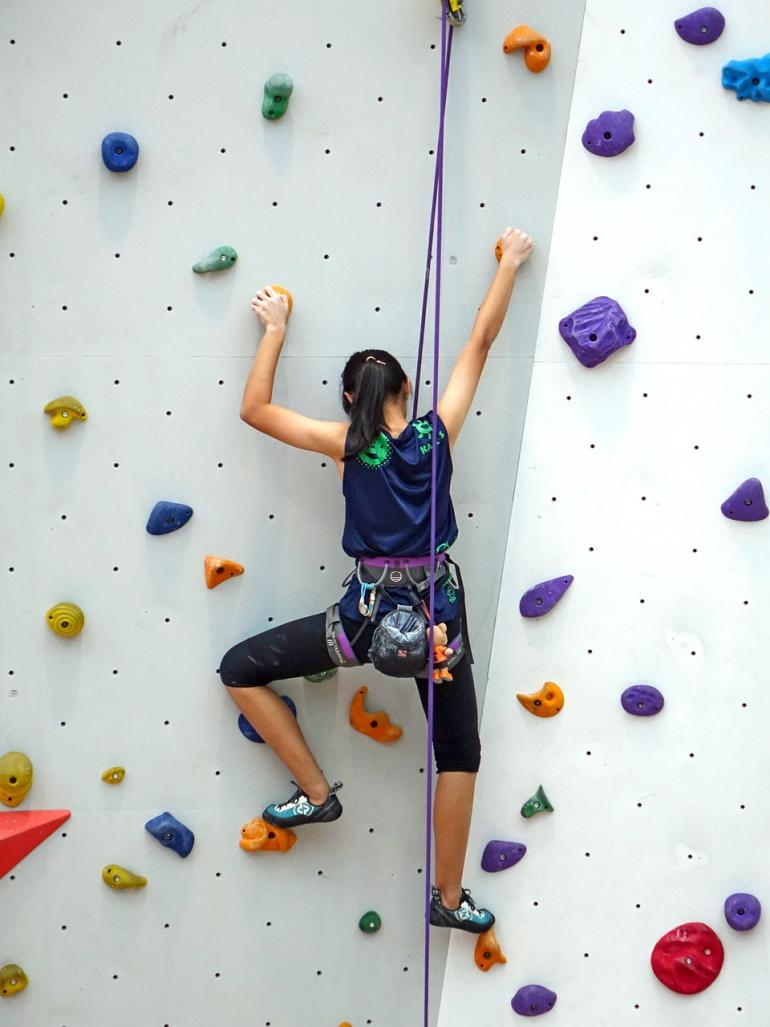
[262,73,294,120]
[192,245,238,274]
[304,669,338,683]
[359,910,382,933]
[520,784,554,818]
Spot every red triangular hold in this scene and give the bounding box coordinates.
[0,809,71,878]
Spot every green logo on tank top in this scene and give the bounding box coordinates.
[357,432,392,469]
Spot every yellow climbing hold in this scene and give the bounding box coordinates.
[0,964,28,997]
[43,395,88,430]
[0,751,33,808]
[46,602,85,637]
[101,766,125,784]
[516,681,564,718]
[0,195,5,218]
[102,864,147,889]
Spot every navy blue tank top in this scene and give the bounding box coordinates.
[338,411,461,623]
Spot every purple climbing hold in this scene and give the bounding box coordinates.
[481,840,527,873]
[519,575,574,618]
[724,893,761,931]
[559,296,636,368]
[674,7,725,45]
[620,684,664,717]
[721,478,769,522]
[581,109,635,157]
[511,985,558,1017]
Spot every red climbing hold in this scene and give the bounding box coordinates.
[650,921,724,994]
[0,809,71,878]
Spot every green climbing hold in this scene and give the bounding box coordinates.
[262,73,294,120]
[304,669,338,683]
[192,245,238,273]
[359,910,382,933]
[520,784,554,818]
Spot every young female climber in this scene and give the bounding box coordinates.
[219,225,534,931]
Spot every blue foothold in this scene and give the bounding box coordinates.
[144,811,195,857]
[238,696,297,743]
[146,501,194,535]
[101,132,140,172]
[722,54,770,102]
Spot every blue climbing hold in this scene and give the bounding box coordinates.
[481,839,527,872]
[144,811,195,857]
[238,696,297,743]
[511,984,558,1017]
[559,296,636,368]
[146,501,193,536]
[101,132,140,172]
[722,54,770,102]
[620,684,665,717]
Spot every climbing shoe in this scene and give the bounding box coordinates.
[429,886,496,934]
[262,780,343,828]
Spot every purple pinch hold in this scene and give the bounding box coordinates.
[724,892,761,931]
[620,684,664,717]
[519,575,574,618]
[511,984,558,1017]
[674,7,726,45]
[481,839,527,873]
[558,295,636,368]
[721,478,769,522]
[581,109,635,157]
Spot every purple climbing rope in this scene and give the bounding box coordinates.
[417,5,453,1027]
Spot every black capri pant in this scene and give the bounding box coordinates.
[219,610,481,774]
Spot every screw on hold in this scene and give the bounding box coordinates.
[262,73,294,119]
[192,245,238,273]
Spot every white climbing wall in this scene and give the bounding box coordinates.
[439,2,770,1025]
[0,2,586,1026]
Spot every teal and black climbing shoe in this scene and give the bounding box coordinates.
[429,886,495,934]
[262,780,343,828]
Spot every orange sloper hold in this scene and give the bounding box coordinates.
[240,817,296,853]
[270,284,293,316]
[204,555,244,589]
[495,238,503,262]
[349,686,402,743]
[503,25,551,73]
[474,928,507,972]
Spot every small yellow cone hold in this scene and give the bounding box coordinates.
[0,751,33,807]
[0,195,5,218]
[516,681,564,718]
[102,864,147,889]
[0,964,28,997]
[46,602,85,637]
[474,928,507,971]
[101,766,125,784]
[43,395,88,429]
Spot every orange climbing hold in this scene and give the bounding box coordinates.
[349,686,403,743]
[517,681,564,718]
[495,238,503,262]
[271,284,293,316]
[204,555,244,589]
[503,25,551,73]
[474,928,507,972]
[240,816,296,853]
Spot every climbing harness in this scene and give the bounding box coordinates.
[323,552,468,676]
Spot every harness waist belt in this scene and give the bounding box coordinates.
[356,553,448,592]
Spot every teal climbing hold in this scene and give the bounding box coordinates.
[262,73,293,120]
[359,910,382,933]
[192,245,238,273]
[521,784,554,818]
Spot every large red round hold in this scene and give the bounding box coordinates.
[650,922,724,994]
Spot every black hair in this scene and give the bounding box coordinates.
[341,349,408,459]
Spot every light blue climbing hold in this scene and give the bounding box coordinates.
[144,811,195,857]
[101,132,139,172]
[722,54,770,102]
[146,501,193,536]
[238,696,297,743]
